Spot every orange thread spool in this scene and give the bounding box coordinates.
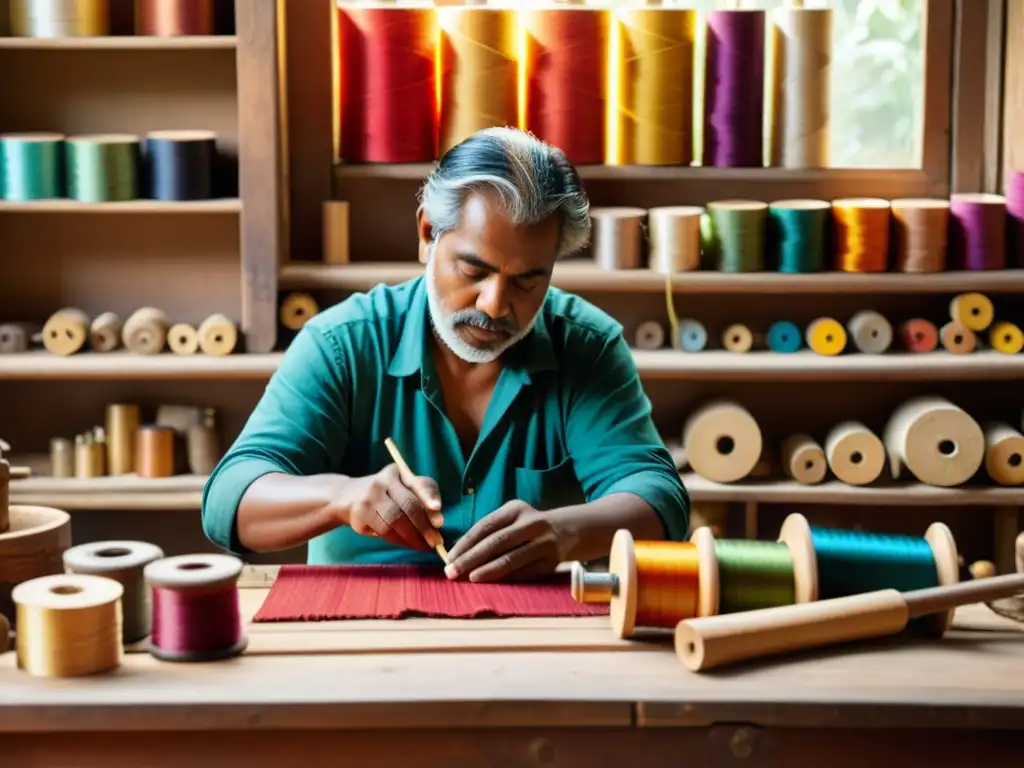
[832,198,891,273]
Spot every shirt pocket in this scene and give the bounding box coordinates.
[514,456,585,511]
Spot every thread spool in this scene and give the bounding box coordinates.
[196,313,237,356]
[570,529,716,638]
[144,553,247,662]
[63,540,164,643]
[721,323,753,353]
[589,207,646,270]
[883,396,985,487]
[766,320,801,353]
[949,193,1007,271]
[781,434,827,485]
[939,321,976,355]
[10,0,109,37]
[0,505,71,630]
[890,198,950,273]
[65,134,140,203]
[833,198,890,273]
[74,431,105,478]
[49,438,73,478]
[323,201,350,265]
[145,130,216,201]
[674,318,707,353]
[0,452,8,534]
[846,310,893,355]
[983,423,1024,487]
[523,8,610,165]
[167,323,199,355]
[778,512,959,636]
[805,317,847,356]
[1008,170,1024,268]
[767,199,830,272]
[187,408,220,475]
[948,292,994,332]
[988,322,1024,355]
[706,200,767,272]
[647,207,702,273]
[122,307,169,355]
[88,312,122,353]
[616,8,696,166]
[633,321,665,351]
[899,318,938,354]
[438,7,518,155]
[0,322,37,354]
[769,7,832,168]
[682,401,762,484]
[42,307,90,356]
[136,0,214,35]
[1,132,63,200]
[280,293,320,332]
[824,421,885,486]
[135,425,176,478]
[105,404,140,476]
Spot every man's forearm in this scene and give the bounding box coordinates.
[235,472,352,553]
[554,493,666,563]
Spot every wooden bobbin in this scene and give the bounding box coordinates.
[939,320,976,354]
[781,433,828,485]
[982,422,1024,487]
[0,446,9,535]
[135,425,176,478]
[122,307,169,355]
[49,438,74,478]
[105,404,140,476]
[42,307,90,356]
[197,313,238,356]
[0,322,38,354]
[280,293,320,331]
[0,505,73,630]
[74,431,106,478]
[88,312,122,353]
[722,323,754,353]
[883,396,985,487]
[167,323,200,355]
[824,421,885,486]
[187,408,221,475]
[633,320,665,350]
[682,400,763,484]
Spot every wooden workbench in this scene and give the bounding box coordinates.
[1,566,1022,767]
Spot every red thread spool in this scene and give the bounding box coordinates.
[523,8,610,166]
[338,6,437,163]
[136,0,215,36]
[144,553,247,662]
[899,318,938,354]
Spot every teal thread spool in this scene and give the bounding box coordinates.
[706,200,767,273]
[778,512,959,636]
[768,199,831,273]
[65,134,140,203]
[1,132,64,201]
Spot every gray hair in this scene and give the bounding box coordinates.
[418,127,591,259]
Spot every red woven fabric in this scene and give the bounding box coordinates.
[252,565,609,622]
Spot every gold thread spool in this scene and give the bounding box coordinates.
[824,421,885,486]
[136,0,214,36]
[10,0,110,37]
[805,317,846,356]
[280,293,320,331]
[323,201,350,265]
[0,322,38,354]
[13,573,123,678]
[590,207,646,270]
[940,320,976,354]
[74,432,104,479]
[197,313,237,356]
[769,6,832,168]
[617,8,696,166]
[187,407,221,475]
[0,505,72,631]
[949,292,994,332]
[647,206,702,273]
[437,7,518,154]
[721,323,754,353]
[681,400,762,484]
[88,311,122,353]
[781,433,827,485]
[832,198,890,273]
[846,310,892,355]
[883,396,985,487]
[989,321,1024,355]
[42,307,90,356]
[135,425,176,478]
[167,323,199,355]
[49,437,73,478]
[105,404,140,476]
[633,320,665,350]
[122,307,169,355]
[890,198,950,273]
[63,540,164,644]
[983,422,1024,487]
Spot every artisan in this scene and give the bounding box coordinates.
[202,127,690,582]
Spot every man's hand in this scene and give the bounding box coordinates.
[341,464,444,552]
[444,501,573,582]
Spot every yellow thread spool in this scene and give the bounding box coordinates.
[949,292,994,332]
[805,317,846,356]
[988,322,1024,355]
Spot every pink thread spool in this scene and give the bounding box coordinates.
[144,553,247,662]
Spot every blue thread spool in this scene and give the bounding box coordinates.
[778,513,960,636]
[676,319,707,352]
[767,320,801,353]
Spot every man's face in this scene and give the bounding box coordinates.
[422,191,560,364]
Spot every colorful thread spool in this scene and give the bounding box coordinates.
[940,321,976,355]
[767,199,830,273]
[805,317,847,356]
[778,513,959,636]
[722,323,754,353]
[847,310,893,355]
[766,320,801,353]
[144,553,247,662]
[675,318,707,352]
[899,318,938,354]
[706,200,767,272]
[949,193,1007,271]
[988,322,1024,355]
[832,198,890,273]
[949,292,994,332]
[634,320,665,350]
[1,132,63,201]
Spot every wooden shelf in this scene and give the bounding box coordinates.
[9,473,206,511]
[0,36,237,50]
[0,199,241,214]
[0,351,282,380]
[279,260,1024,295]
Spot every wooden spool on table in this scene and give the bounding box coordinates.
[681,400,763,484]
[168,323,199,355]
[42,307,90,356]
[123,307,169,355]
[883,396,984,487]
[781,433,827,485]
[983,422,1024,486]
[197,313,237,356]
[824,421,885,486]
[89,312,122,353]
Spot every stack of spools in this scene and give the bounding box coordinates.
[8,0,222,38]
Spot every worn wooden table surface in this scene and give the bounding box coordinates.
[1,565,1022,767]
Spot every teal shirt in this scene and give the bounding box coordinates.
[202,276,689,564]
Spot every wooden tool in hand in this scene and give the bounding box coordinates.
[675,572,1024,672]
[384,437,450,564]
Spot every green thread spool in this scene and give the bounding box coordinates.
[706,200,767,273]
[1,132,64,201]
[65,134,140,203]
[768,199,831,273]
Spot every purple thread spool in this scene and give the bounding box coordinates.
[1005,171,1024,268]
[949,194,1007,271]
[703,10,765,168]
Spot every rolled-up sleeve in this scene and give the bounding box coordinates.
[201,324,350,554]
[564,332,690,541]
